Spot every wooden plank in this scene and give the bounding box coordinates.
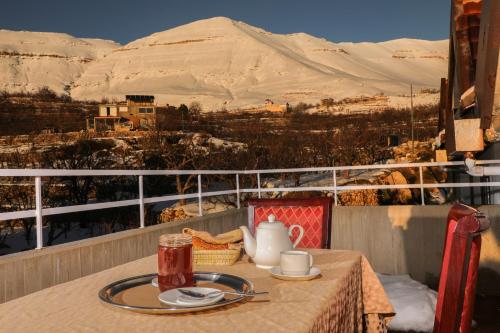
[446,29,457,154]
[4,260,24,302]
[452,0,475,95]
[112,239,125,267]
[405,212,426,282]
[91,241,113,273]
[350,208,373,264]
[23,256,43,295]
[369,208,394,274]
[454,118,484,152]
[421,211,447,288]
[24,253,55,295]
[79,245,94,277]
[438,78,448,132]
[0,263,5,303]
[476,0,500,128]
[388,206,412,275]
[53,248,81,285]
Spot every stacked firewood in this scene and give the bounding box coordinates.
[158,207,188,223]
[337,190,378,206]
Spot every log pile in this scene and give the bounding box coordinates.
[337,189,378,206]
[382,170,413,204]
[158,207,188,223]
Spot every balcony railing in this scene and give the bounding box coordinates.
[1,159,500,249]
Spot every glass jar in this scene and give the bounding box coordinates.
[157,233,194,291]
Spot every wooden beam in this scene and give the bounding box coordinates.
[476,0,500,129]
[451,0,482,96]
[438,78,448,133]
[446,5,457,154]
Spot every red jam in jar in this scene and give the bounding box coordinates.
[157,233,194,292]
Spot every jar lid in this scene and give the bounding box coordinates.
[159,233,192,247]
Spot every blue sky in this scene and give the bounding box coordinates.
[1,0,450,44]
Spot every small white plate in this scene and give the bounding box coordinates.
[158,287,225,307]
[269,266,321,281]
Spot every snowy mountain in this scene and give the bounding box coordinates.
[0,29,120,94]
[1,17,448,109]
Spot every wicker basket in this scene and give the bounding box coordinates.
[193,248,241,266]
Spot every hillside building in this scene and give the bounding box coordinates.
[91,95,156,132]
[264,99,289,112]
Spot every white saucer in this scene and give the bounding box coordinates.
[269,266,321,281]
[158,287,224,307]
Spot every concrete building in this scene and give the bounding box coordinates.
[92,95,156,132]
[264,99,288,112]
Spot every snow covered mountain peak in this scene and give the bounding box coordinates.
[0,18,447,110]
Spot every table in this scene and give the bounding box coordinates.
[0,250,393,333]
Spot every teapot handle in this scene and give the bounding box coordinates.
[288,225,304,248]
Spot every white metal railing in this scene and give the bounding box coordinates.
[1,159,500,249]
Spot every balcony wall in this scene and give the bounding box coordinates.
[0,208,248,304]
[332,205,500,295]
[1,204,499,305]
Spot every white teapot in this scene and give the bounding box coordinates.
[240,214,304,269]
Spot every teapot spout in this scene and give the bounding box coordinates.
[240,226,256,258]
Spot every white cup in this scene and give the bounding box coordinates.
[280,250,313,275]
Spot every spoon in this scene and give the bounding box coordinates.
[177,289,268,299]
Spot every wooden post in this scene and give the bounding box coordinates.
[446,3,457,155]
[438,78,448,133]
[451,0,481,96]
[476,0,500,129]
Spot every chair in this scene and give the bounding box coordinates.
[246,197,332,249]
[379,203,490,333]
[433,203,490,333]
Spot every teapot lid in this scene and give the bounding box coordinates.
[258,214,286,230]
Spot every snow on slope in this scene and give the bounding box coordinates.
[71,17,448,109]
[0,18,447,110]
[0,29,120,94]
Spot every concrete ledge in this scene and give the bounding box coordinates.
[0,208,248,304]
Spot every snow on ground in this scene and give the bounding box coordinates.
[377,274,437,332]
[178,200,236,216]
[262,169,390,190]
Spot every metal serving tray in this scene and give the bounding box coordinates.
[98,272,254,314]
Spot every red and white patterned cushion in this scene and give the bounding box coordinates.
[253,206,325,248]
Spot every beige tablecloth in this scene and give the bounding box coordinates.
[0,250,393,333]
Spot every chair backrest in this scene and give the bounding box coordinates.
[246,197,332,249]
[433,203,490,333]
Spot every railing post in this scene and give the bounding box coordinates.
[138,175,145,228]
[35,176,43,249]
[257,172,261,199]
[333,168,338,206]
[419,166,425,206]
[197,174,203,216]
[236,174,240,209]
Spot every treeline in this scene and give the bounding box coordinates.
[0,99,439,254]
[0,86,79,103]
